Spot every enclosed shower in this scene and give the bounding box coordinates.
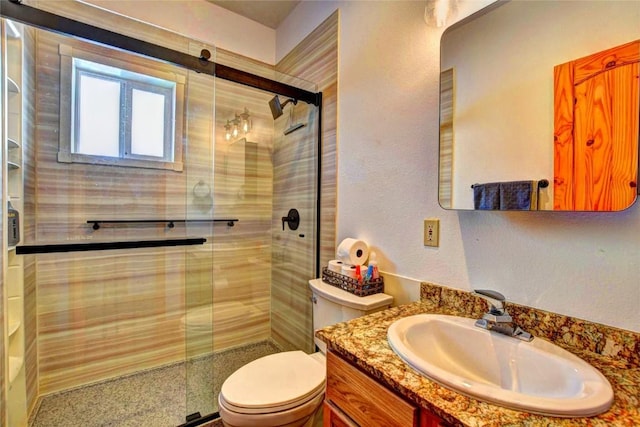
[0,2,322,426]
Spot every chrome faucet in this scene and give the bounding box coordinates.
[473,289,533,342]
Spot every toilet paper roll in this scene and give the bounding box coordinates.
[328,259,344,273]
[336,238,369,266]
[341,264,357,279]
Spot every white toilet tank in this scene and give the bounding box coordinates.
[308,278,393,352]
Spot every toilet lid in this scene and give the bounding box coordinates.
[220,351,325,411]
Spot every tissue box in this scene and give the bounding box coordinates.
[321,267,384,297]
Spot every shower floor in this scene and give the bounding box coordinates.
[29,340,282,427]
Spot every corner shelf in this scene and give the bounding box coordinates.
[8,138,19,149]
[8,321,20,338]
[7,161,20,170]
[8,356,24,384]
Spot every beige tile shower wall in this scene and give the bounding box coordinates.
[271,12,338,352]
[21,25,38,415]
[277,11,338,271]
[32,28,274,393]
[37,248,187,392]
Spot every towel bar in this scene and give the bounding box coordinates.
[88,219,238,230]
[471,179,549,189]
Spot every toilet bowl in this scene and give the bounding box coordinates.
[217,278,393,427]
[218,351,325,427]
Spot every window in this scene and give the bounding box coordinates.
[59,44,185,171]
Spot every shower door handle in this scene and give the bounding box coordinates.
[281,208,300,231]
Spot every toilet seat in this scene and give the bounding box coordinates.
[220,351,326,414]
[218,389,324,427]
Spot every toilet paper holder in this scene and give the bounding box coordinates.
[282,208,300,231]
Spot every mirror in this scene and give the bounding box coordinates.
[439,0,639,211]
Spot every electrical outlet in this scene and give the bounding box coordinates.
[424,219,439,247]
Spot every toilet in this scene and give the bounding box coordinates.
[217,278,393,427]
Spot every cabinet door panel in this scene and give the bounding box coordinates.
[326,351,418,427]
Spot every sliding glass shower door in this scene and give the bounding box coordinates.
[18,22,216,427]
[183,60,320,419]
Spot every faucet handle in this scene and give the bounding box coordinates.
[473,289,507,316]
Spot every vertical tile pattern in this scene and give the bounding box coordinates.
[271,12,338,352]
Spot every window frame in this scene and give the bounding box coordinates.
[58,43,185,172]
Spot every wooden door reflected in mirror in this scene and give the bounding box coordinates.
[554,40,639,211]
[439,0,640,211]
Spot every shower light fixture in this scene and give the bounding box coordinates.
[240,108,252,133]
[224,109,251,141]
[224,120,232,141]
[232,115,240,138]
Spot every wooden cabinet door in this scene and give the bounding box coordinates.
[325,351,419,427]
[554,40,639,210]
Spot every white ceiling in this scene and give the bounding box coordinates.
[207,0,301,29]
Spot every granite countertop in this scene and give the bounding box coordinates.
[316,298,640,427]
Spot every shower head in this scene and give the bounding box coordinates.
[269,95,297,119]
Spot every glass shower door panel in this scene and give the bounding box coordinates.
[183,60,216,420]
[25,23,193,427]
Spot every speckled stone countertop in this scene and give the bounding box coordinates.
[316,282,640,427]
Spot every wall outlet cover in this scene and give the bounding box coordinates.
[424,219,439,247]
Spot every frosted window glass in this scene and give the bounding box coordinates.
[131,89,165,158]
[77,75,120,157]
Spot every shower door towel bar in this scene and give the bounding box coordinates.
[87,219,239,230]
[15,238,207,255]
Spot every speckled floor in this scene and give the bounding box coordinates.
[30,340,282,427]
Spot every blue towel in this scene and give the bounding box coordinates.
[500,181,536,210]
[473,181,537,210]
[473,182,501,210]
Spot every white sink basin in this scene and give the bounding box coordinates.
[387,314,614,417]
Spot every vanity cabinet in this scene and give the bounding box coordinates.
[324,350,452,427]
